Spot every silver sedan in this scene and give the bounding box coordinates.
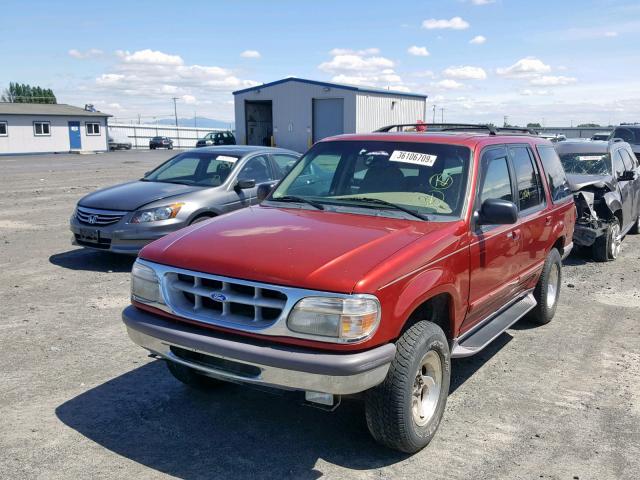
[70,145,300,254]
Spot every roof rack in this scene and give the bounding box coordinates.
[374,123,537,136]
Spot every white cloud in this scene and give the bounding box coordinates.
[496,57,551,78]
[329,48,380,56]
[520,89,551,96]
[422,17,469,30]
[434,79,465,89]
[471,0,494,4]
[469,35,486,44]
[181,94,197,104]
[240,50,261,59]
[68,48,103,59]
[443,65,487,80]
[118,49,184,66]
[408,45,430,56]
[96,74,125,86]
[604,31,618,37]
[319,50,394,73]
[529,75,577,86]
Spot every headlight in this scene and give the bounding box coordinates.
[130,203,184,223]
[287,296,380,341]
[131,261,164,304]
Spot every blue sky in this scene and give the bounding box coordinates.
[2,0,639,126]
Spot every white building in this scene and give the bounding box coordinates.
[0,103,111,155]
[233,78,428,153]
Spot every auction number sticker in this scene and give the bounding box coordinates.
[217,155,238,162]
[577,155,603,161]
[390,150,437,167]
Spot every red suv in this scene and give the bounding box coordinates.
[123,124,576,453]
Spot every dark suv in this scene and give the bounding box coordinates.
[556,139,640,260]
[123,123,575,453]
[196,131,236,148]
[149,136,173,150]
[610,124,640,160]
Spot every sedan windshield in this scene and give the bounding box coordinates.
[559,152,611,175]
[270,140,471,220]
[144,151,239,186]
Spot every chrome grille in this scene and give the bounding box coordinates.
[76,206,127,226]
[164,271,288,329]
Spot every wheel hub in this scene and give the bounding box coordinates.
[610,223,622,259]
[546,263,559,308]
[411,350,442,427]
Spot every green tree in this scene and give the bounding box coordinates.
[527,122,542,128]
[577,123,600,128]
[1,83,57,103]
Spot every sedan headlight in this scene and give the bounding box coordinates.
[131,261,164,304]
[287,296,380,341]
[130,203,184,224]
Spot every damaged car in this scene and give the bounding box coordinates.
[556,139,640,261]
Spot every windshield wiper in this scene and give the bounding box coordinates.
[338,197,428,220]
[271,195,325,210]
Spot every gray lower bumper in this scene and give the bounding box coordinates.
[122,306,395,395]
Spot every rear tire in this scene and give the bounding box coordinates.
[530,248,561,325]
[166,361,221,389]
[593,217,621,262]
[364,321,450,453]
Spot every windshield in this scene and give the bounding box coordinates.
[144,151,239,186]
[612,127,640,145]
[559,152,611,175]
[270,140,471,220]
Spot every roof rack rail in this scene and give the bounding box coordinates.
[375,123,537,136]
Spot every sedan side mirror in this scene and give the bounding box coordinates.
[257,182,275,202]
[235,179,256,190]
[478,198,518,225]
[618,170,636,182]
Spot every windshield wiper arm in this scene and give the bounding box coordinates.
[271,195,325,210]
[340,197,428,220]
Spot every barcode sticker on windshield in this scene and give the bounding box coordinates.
[390,150,437,167]
[577,155,603,161]
[216,155,238,162]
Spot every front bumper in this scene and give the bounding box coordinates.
[123,305,395,395]
[573,222,607,247]
[70,214,189,255]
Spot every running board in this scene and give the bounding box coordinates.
[451,293,537,358]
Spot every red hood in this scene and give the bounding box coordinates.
[140,206,448,293]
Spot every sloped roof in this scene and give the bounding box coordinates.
[0,103,111,117]
[233,77,427,99]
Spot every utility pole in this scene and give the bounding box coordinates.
[172,97,180,148]
[503,115,509,127]
[194,110,197,128]
[137,113,141,125]
[440,107,445,123]
[432,104,436,123]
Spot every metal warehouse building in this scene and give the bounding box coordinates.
[0,103,110,155]
[233,77,427,153]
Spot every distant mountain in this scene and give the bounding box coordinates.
[157,117,234,129]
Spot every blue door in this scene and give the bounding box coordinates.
[312,98,344,142]
[68,121,82,149]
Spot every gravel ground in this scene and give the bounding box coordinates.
[1,150,639,480]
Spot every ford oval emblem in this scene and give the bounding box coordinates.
[210,293,227,302]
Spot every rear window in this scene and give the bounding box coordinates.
[536,145,572,202]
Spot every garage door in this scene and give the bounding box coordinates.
[313,98,344,142]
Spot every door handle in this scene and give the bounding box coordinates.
[506,229,521,240]
[545,215,553,226]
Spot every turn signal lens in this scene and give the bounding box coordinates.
[131,261,163,304]
[287,296,380,341]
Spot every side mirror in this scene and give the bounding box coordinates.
[618,170,636,181]
[478,198,518,225]
[235,179,256,190]
[257,182,275,202]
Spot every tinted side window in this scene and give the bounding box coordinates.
[536,145,572,203]
[612,151,626,176]
[479,151,513,204]
[239,155,272,183]
[510,146,544,211]
[272,154,299,178]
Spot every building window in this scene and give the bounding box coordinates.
[34,121,51,136]
[0,121,7,136]
[86,122,101,135]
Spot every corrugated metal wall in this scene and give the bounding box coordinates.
[234,82,359,153]
[107,123,229,149]
[356,93,426,133]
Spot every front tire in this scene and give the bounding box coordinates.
[166,361,221,389]
[593,217,621,262]
[530,247,561,325]
[365,321,450,453]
